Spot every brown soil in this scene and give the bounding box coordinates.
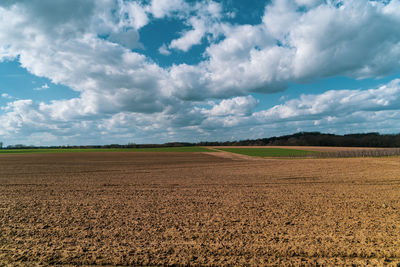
[1,152,399,265]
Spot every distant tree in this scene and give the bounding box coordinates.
[195,132,400,147]
[14,144,26,148]
[0,142,2,149]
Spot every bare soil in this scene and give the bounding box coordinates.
[0,152,399,265]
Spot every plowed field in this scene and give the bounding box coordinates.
[1,152,399,265]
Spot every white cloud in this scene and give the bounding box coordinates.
[167,1,224,52]
[169,17,207,52]
[253,79,400,124]
[33,83,49,91]
[158,44,171,56]
[263,0,299,40]
[148,0,187,19]
[202,96,258,117]
[166,0,400,100]
[108,29,142,50]
[0,2,172,121]
[189,78,400,138]
[121,1,149,30]
[0,100,48,135]
[294,0,324,8]
[288,0,400,79]
[1,93,12,99]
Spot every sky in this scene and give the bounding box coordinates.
[1,0,400,146]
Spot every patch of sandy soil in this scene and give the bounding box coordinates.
[0,152,399,265]
[203,148,265,161]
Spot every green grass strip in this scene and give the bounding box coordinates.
[0,147,212,154]
[217,147,318,157]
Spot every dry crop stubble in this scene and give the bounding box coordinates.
[0,152,399,265]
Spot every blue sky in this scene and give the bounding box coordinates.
[1,0,400,146]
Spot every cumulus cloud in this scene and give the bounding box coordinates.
[202,96,258,117]
[1,93,12,99]
[120,1,149,30]
[169,17,207,52]
[33,83,49,91]
[167,0,400,100]
[155,1,225,53]
[254,79,400,124]
[193,78,400,136]
[108,29,142,50]
[0,1,173,119]
[288,0,400,79]
[158,44,171,56]
[148,0,187,18]
[0,100,49,135]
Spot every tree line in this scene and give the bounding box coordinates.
[196,132,400,147]
[2,132,400,149]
